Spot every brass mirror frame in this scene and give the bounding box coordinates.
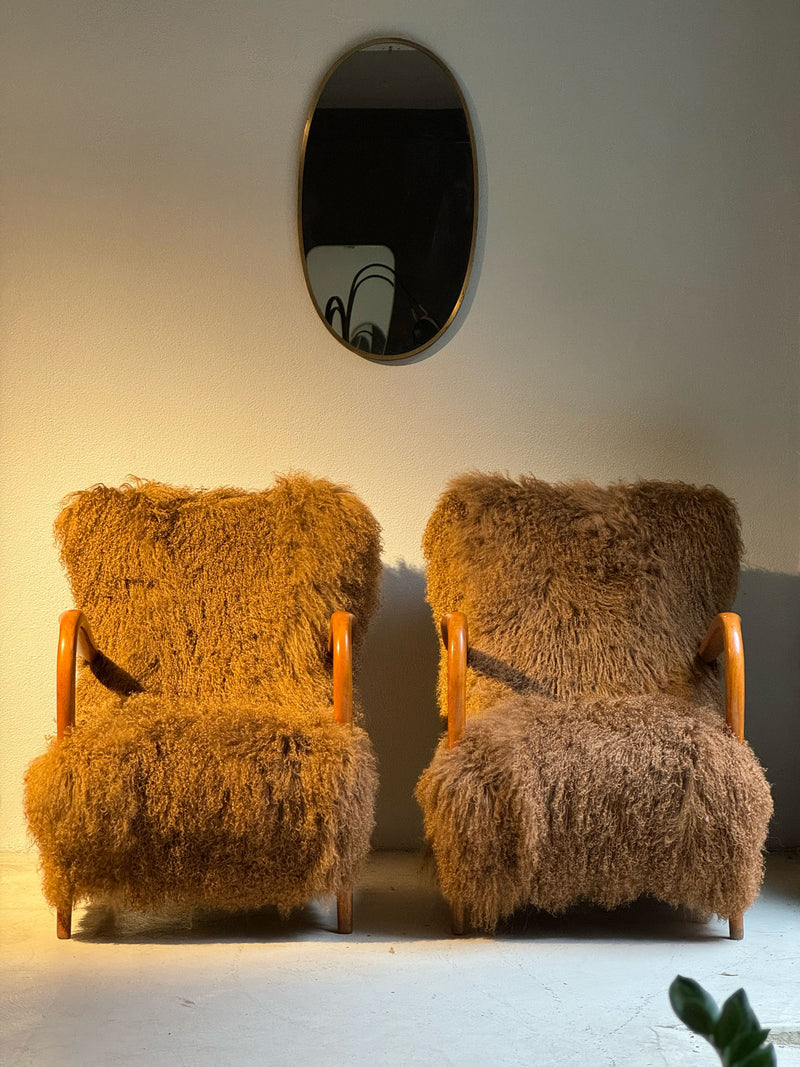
[298,37,478,361]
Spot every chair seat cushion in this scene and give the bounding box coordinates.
[25,693,377,915]
[416,694,772,930]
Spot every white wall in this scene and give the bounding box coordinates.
[2,0,798,851]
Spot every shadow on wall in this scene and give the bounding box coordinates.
[358,563,442,850]
[736,569,800,851]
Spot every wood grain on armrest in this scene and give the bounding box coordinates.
[56,610,99,739]
[441,611,468,749]
[329,611,354,729]
[698,611,745,742]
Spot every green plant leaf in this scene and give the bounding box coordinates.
[732,1045,777,1067]
[722,1028,771,1066]
[669,976,720,1037]
[714,989,762,1052]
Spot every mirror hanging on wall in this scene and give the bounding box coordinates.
[299,39,477,360]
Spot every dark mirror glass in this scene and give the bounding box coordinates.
[299,39,477,360]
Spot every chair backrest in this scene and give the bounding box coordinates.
[56,475,381,709]
[423,474,741,711]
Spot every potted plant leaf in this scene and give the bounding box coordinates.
[669,976,777,1066]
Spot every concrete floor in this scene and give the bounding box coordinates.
[1,850,799,1067]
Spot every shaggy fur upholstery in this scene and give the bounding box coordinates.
[25,475,382,916]
[416,475,772,930]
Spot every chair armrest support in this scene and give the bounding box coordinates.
[57,610,100,739]
[329,611,354,729]
[328,611,358,933]
[698,611,745,742]
[441,612,468,748]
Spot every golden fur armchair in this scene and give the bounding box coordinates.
[25,475,382,938]
[416,474,772,937]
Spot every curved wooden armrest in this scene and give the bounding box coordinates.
[57,610,100,739]
[441,612,468,748]
[698,611,744,742]
[329,611,354,729]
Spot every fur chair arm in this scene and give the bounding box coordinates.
[698,611,745,742]
[329,611,354,729]
[440,611,468,748]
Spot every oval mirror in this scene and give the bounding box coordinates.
[299,39,477,360]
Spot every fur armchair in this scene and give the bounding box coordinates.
[416,474,772,937]
[25,475,382,938]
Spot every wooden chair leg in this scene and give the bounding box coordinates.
[451,902,466,936]
[729,913,744,940]
[57,905,72,940]
[337,888,353,934]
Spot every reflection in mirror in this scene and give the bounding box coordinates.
[306,245,396,355]
[299,39,477,360]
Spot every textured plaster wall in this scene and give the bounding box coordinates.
[2,0,798,851]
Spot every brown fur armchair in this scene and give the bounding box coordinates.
[416,475,772,937]
[25,475,382,938]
